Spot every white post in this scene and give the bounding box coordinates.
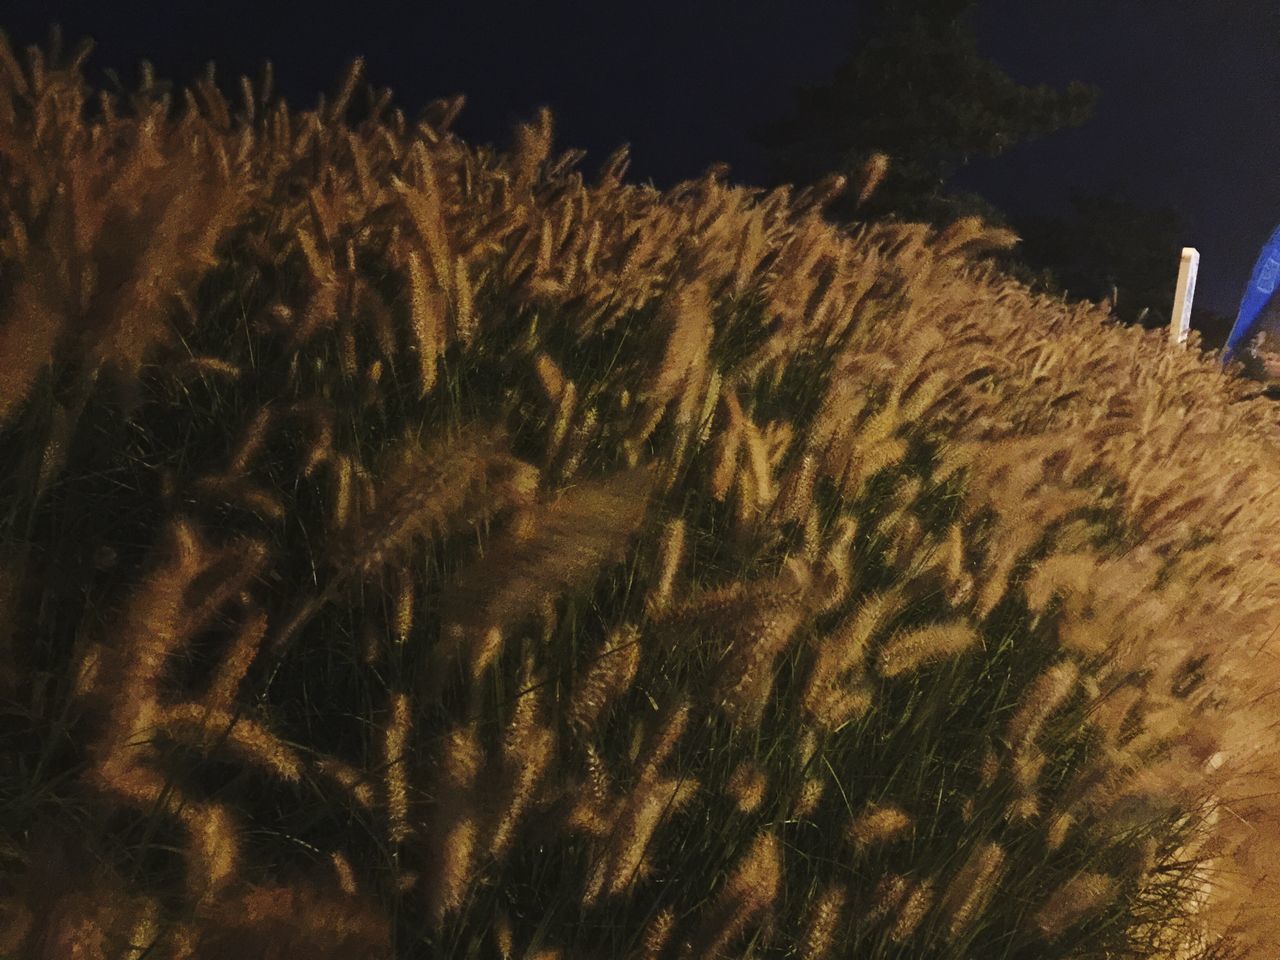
[1171,247,1199,346]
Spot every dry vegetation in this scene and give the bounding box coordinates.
[2,27,1280,959]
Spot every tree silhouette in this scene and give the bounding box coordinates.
[751,0,1098,229]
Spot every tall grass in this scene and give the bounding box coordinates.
[1,25,1279,959]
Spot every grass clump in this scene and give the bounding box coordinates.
[2,26,1279,960]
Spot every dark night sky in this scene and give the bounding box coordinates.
[4,0,1280,321]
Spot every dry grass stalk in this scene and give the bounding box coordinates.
[686,831,782,960]
[792,777,826,819]
[726,761,769,814]
[801,884,848,960]
[711,562,812,724]
[638,907,677,960]
[876,621,979,678]
[159,702,304,781]
[1045,812,1074,852]
[585,774,699,904]
[568,623,642,737]
[646,517,686,613]
[1034,872,1118,939]
[856,152,890,206]
[406,250,443,395]
[848,803,913,850]
[869,874,912,924]
[494,909,515,959]
[437,465,654,687]
[888,880,935,943]
[330,851,358,896]
[423,723,484,926]
[316,757,377,809]
[803,589,901,724]
[327,425,538,582]
[384,691,412,843]
[488,659,557,862]
[393,569,415,647]
[941,842,1006,937]
[204,606,269,713]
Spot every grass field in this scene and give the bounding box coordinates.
[2,32,1280,959]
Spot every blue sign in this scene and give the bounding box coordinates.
[1223,222,1280,364]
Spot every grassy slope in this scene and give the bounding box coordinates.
[0,35,1279,959]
